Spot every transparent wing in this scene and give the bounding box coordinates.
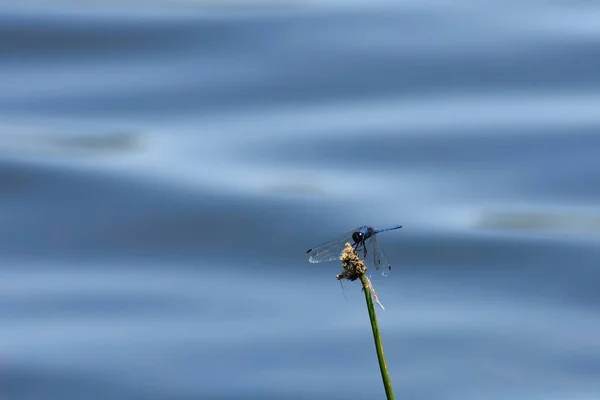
[306,227,362,263]
[366,234,392,276]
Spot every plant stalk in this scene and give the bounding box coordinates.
[360,274,395,400]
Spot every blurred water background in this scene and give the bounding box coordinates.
[1,1,600,399]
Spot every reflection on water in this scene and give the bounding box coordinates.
[478,210,600,236]
[0,1,599,399]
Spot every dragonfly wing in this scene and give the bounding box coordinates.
[367,234,392,276]
[306,227,361,263]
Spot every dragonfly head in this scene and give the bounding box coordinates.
[351,231,364,245]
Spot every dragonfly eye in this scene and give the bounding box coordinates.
[351,231,364,244]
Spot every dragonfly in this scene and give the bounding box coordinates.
[306,225,402,276]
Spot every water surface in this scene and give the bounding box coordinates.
[1,1,599,399]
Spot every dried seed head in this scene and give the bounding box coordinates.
[337,243,367,281]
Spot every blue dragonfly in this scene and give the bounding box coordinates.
[306,225,402,276]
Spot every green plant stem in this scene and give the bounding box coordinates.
[360,274,395,400]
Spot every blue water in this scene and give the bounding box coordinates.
[1,2,600,399]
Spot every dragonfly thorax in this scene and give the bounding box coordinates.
[353,226,375,244]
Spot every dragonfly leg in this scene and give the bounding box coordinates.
[351,240,367,258]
